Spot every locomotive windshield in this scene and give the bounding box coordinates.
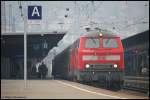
[103,38,118,48]
[85,38,100,48]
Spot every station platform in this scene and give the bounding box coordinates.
[1,79,148,99]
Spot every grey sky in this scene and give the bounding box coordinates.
[2,1,149,36]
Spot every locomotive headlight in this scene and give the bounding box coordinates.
[99,33,103,37]
[113,64,118,68]
[85,64,90,68]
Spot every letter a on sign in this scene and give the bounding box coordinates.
[28,6,42,20]
[32,7,40,16]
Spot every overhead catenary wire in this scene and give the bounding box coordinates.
[18,1,22,18]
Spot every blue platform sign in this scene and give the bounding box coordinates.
[28,6,42,20]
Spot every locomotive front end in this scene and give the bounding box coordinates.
[78,32,124,89]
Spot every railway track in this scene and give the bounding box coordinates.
[78,78,149,94]
[122,86,149,94]
[123,76,149,93]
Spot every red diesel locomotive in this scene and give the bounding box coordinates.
[52,30,124,89]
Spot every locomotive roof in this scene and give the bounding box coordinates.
[81,29,118,38]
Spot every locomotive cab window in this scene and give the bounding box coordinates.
[103,38,118,48]
[84,38,100,48]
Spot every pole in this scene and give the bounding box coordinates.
[24,21,27,86]
[23,9,27,88]
[9,4,12,32]
[19,1,27,88]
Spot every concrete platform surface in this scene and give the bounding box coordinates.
[1,80,149,99]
